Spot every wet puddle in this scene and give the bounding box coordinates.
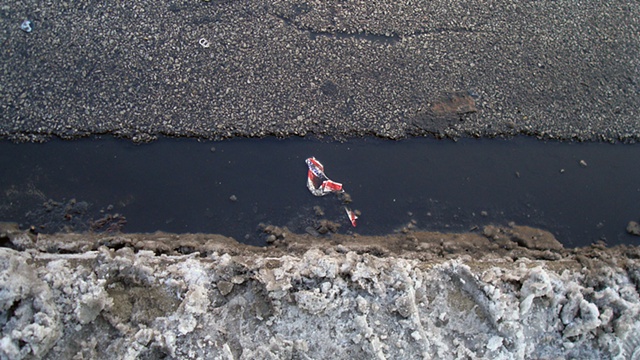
[0,136,638,247]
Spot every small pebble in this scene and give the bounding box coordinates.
[313,206,324,216]
[627,221,640,236]
[229,195,237,202]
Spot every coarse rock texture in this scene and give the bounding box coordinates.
[1,223,640,359]
[1,0,640,142]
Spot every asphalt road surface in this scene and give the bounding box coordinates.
[1,0,639,142]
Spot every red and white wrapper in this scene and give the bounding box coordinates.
[305,157,357,227]
[305,157,343,196]
[344,207,358,227]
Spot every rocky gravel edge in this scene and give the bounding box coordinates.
[1,223,640,359]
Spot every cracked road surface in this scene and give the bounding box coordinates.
[1,0,639,141]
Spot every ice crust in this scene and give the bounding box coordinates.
[0,249,61,359]
[1,238,639,359]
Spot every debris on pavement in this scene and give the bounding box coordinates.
[199,38,210,48]
[344,207,358,227]
[20,20,32,33]
[305,157,343,196]
[305,157,358,227]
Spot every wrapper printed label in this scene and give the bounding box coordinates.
[305,157,343,196]
[305,157,358,227]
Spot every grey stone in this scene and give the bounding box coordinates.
[627,221,640,236]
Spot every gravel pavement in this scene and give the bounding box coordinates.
[1,1,639,142]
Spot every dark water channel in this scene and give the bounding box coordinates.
[0,137,638,247]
